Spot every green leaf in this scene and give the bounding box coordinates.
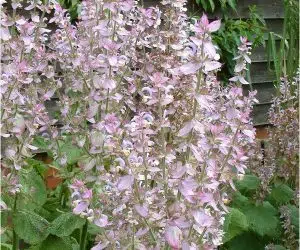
[200,0,208,11]
[13,210,49,244]
[87,223,104,235]
[43,197,61,212]
[231,192,249,207]
[0,243,12,250]
[32,136,51,153]
[227,0,237,11]
[241,202,280,237]
[208,0,215,11]
[224,232,267,250]
[273,245,287,250]
[59,141,84,165]
[268,183,294,205]
[26,158,48,176]
[48,213,86,237]
[223,208,248,243]
[39,235,77,250]
[19,168,47,208]
[286,204,299,235]
[235,175,260,194]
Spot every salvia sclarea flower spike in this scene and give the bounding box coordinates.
[229,36,252,85]
[1,0,257,249]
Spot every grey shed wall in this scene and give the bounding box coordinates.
[145,0,283,125]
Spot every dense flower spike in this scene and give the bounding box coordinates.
[1,0,257,248]
[249,71,299,202]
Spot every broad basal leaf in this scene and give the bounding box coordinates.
[223,208,248,243]
[241,201,280,237]
[48,212,86,237]
[268,183,294,205]
[287,204,299,235]
[235,175,260,194]
[224,232,268,250]
[39,235,78,250]
[19,168,47,208]
[13,210,49,244]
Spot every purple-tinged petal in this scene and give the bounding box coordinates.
[94,214,108,227]
[178,120,194,137]
[73,202,88,215]
[192,210,213,227]
[134,204,149,217]
[208,20,221,32]
[165,225,182,249]
[117,175,134,191]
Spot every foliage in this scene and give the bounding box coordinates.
[194,0,237,13]
[12,210,50,244]
[57,0,81,21]
[267,0,299,86]
[223,208,248,243]
[221,174,298,249]
[48,212,86,237]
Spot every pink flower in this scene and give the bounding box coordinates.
[165,225,182,249]
[104,113,120,134]
[194,14,221,34]
[94,214,108,227]
[134,204,149,217]
[192,210,214,227]
[117,175,134,191]
[149,72,169,87]
[73,202,89,215]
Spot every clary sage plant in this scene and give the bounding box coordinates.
[1,0,257,249]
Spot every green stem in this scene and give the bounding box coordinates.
[12,194,18,250]
[80,220,89,250]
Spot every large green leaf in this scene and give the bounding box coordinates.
[13,210,49,244]
[19,168,47,208]
[235,175,260,194]
[241,202,280,237]
[32,136,51,153]
[0,243,12,250]
[230,191,249,208]
[268,183,294,205]
[223,232,268,250]
[287,204,299,235]
[223,208,248,243]
[33,235,79,250]
[48,213,86,237]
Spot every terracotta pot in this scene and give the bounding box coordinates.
[35,153,62,189]
[255,126,269,140]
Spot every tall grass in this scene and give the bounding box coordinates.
[267,0,299,89]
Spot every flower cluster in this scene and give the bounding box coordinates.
[1,0,257,249]
[267,73,299,181]
[250,71,299,199]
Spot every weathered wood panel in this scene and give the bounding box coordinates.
[244,82,276,104]
[186,0,284,19]
[250,62,275,84]
[252,103,272,125]
[251,40,281,62]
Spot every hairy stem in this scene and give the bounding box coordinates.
[80,220,89,250]
[12,194,18,250]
